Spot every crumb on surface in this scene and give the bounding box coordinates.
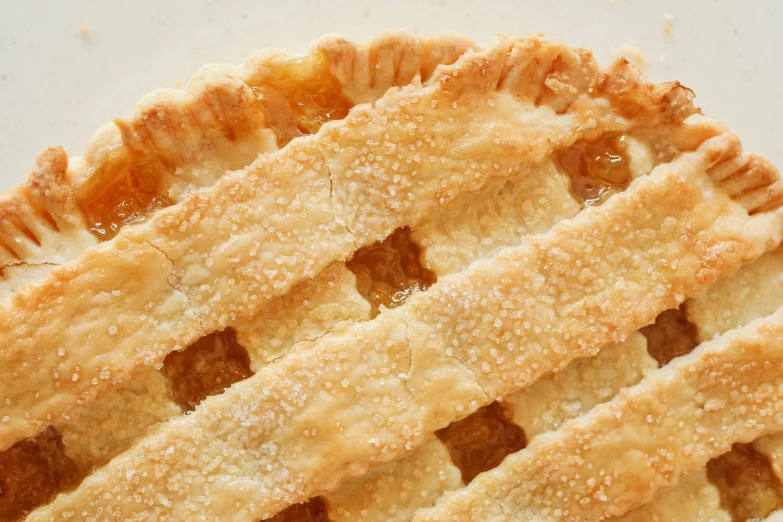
[612,44,646,69]
[663,12,674,37]
[79,26,89,38]
[175,80,183,89]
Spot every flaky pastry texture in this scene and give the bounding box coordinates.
[1,32,782,522]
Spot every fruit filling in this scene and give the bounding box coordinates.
[436,401,527,483]
[162,328,254,412]
[347,227,437,317]
[556,133,632,206]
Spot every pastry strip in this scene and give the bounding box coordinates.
[412,305,783,522]
[0,37,697,450]
[26,135,783,521]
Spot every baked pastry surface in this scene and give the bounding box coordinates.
[1,33,783,522]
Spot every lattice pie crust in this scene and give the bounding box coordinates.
[1,33,783,522]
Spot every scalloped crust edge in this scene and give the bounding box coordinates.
[1,31,753,299]
[0,32,478,283]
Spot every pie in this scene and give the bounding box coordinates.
[1,32,783,522]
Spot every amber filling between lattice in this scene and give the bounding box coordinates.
[262,496,331,522]
[0,428,81,521]
[555,133,632,206]
[162,327,254,412]
[78,51,352,242]
[436,401,527,484]
[249,50,353,147]
[707,443,783,521]
[640,304,700,366]
[79,147,171,240]
[347,227,436,317]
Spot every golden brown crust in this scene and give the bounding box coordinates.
[233,262,370,370]
[610,218,783,520]
[0,148,98,297]
[609,470,730,522]
[323,438,462,522]
[332,122,743,522]
[0,35,704,452]
[59,368,182,471]
[26,134,783,520]
[0,32,480,295]
[316,32,478,103]
[687,247,783,342]
[509,333,656,439]
[4,33,783,521]
[412,306,783,522]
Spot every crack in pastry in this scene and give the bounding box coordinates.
[22,132,783,520]
[0,36,701,453]
[332,124,743,522]
[332,332,657,522]
[336,123,740,522]
[0,33,475,295]
[3,33,783,522]
[234,262,371,370]
[0,262,370,518]
[303,149,620,521]
[4,122,776,516]
[319,125,783,521]
[0,148,99,298]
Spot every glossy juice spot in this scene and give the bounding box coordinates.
[82,149,170,240]
[250,51,353,147]
[162,328,254,412]
[346,227,436,317]
[555,134,632,206]
[436,401,527,483]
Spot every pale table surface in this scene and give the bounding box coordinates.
[1,0,781,190]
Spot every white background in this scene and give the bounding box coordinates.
[1,0,781,190]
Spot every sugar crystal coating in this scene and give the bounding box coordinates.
[2,32,783,522]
